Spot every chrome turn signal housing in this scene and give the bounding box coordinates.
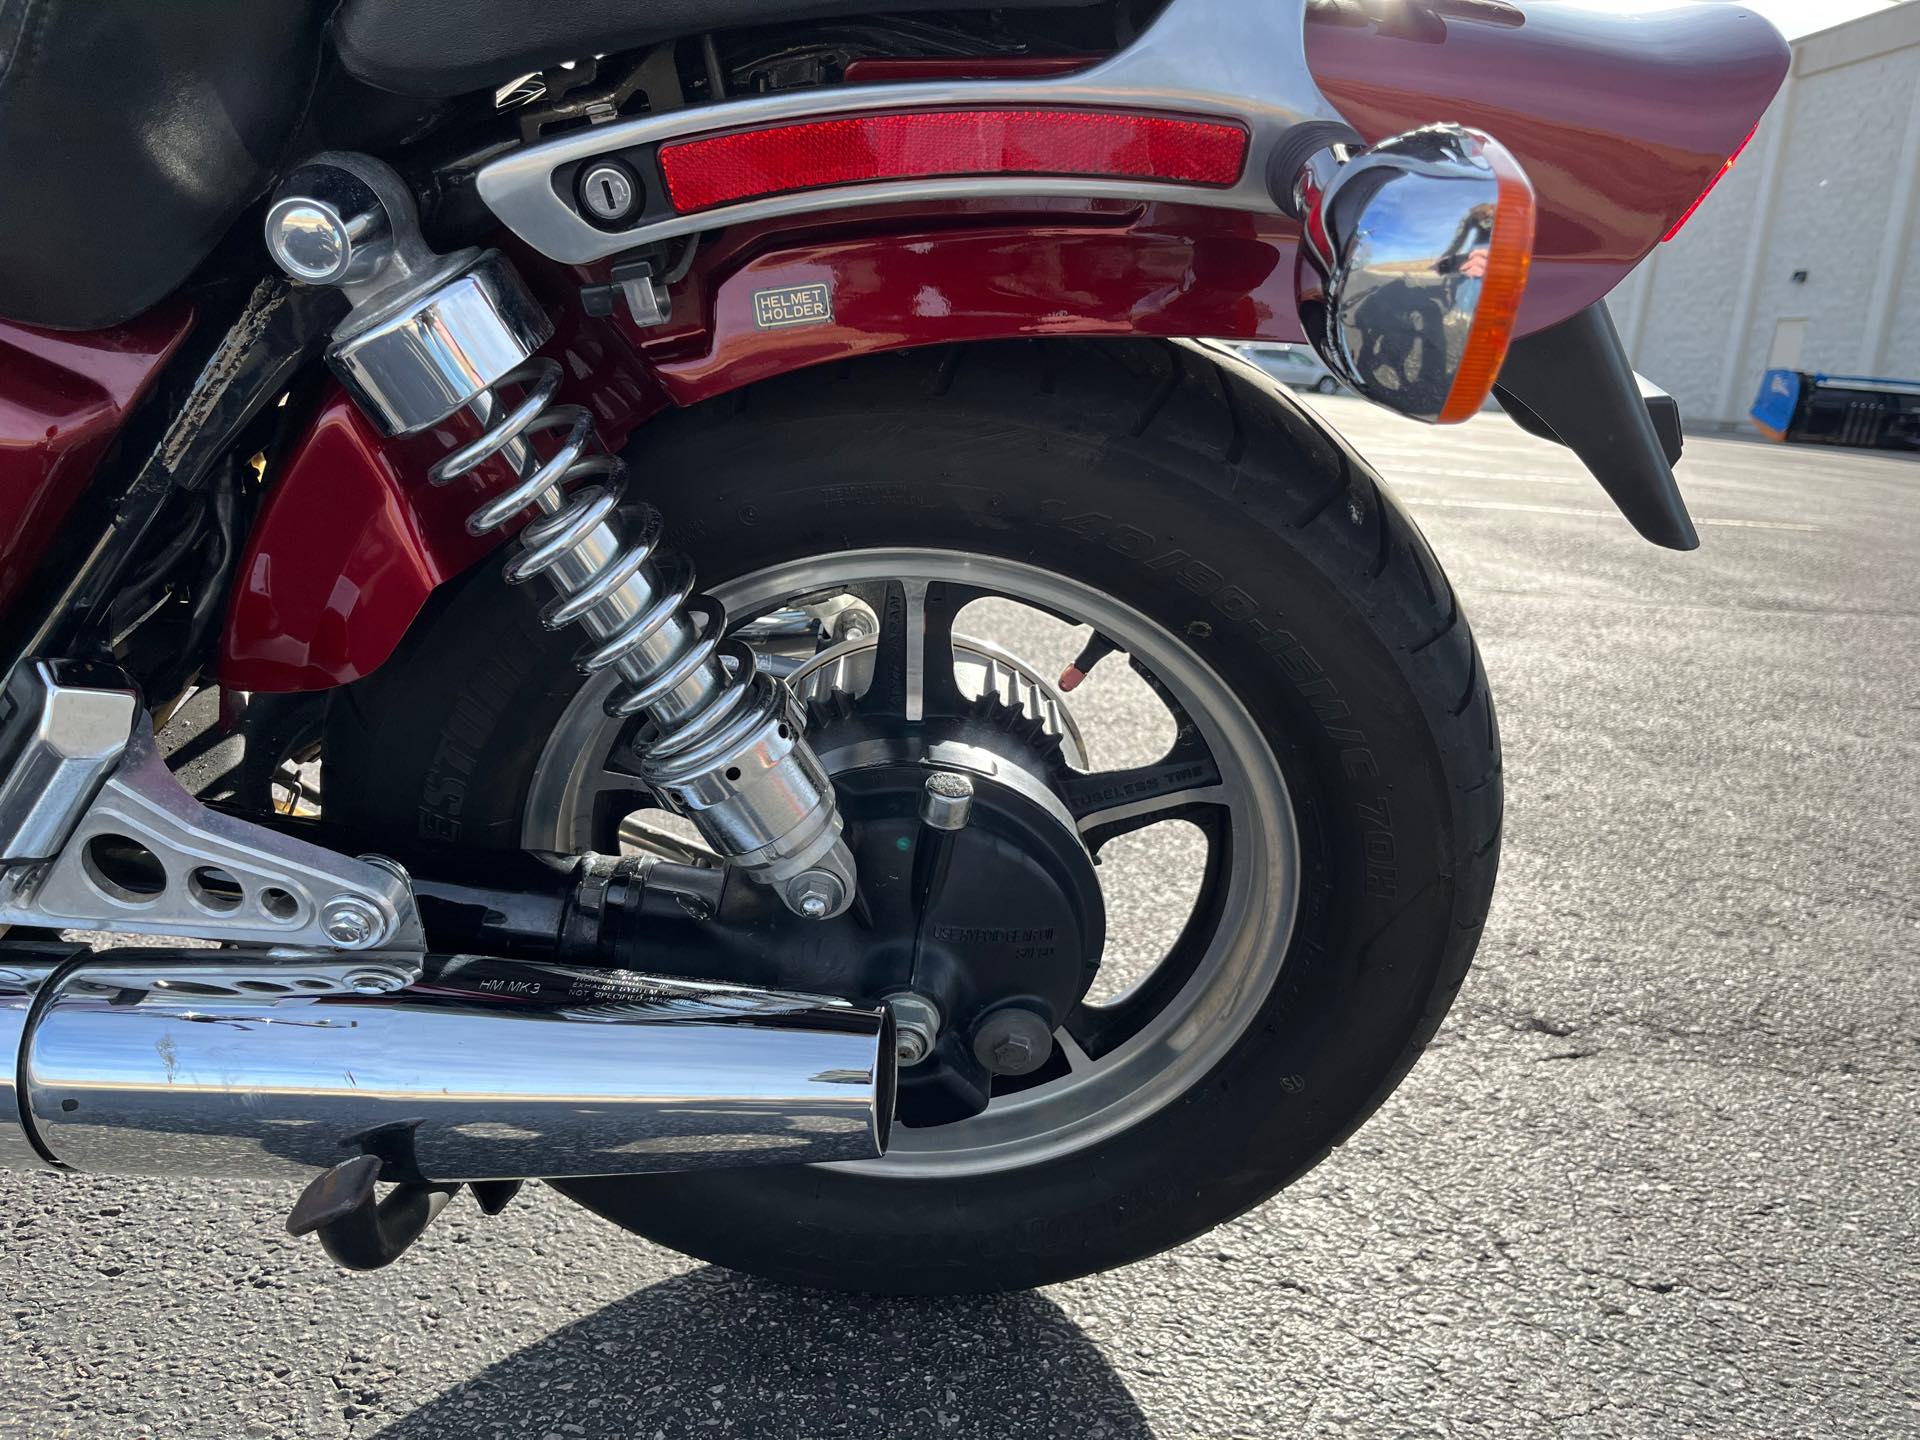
[1290,124,1537,425]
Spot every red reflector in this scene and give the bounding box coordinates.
[1662,123,1757,242]
[657,109,1248,214]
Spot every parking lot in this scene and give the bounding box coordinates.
[1,395,1913,1439]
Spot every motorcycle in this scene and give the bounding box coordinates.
[0,0,1784,1292]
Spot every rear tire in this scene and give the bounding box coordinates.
[324,339,1501,1293]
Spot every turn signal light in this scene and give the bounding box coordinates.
[1437,135,1536,424]
[658,109,1249,214]
[1292,124,1537,426]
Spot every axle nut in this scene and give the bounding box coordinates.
[972,1006,1053,1076]
[886,993,942,1067]
[787,870,847,920]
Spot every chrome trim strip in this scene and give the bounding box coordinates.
[476,0,1338,263]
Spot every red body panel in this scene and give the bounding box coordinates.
[221,320,665,691]
[220,395,503,691]
[0,308,194,615]
[215,0,1787,691]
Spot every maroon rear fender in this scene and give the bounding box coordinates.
[593,0,1790,399]
[1307,0,1790,328]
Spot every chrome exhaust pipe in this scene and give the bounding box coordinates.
[0,949,893,1181]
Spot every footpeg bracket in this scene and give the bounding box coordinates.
[0,716,424,951]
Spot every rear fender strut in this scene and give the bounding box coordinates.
[1494,303,1699,552]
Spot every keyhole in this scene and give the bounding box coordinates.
[581,164,634,221]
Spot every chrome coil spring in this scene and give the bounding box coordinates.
[426,356,778,782]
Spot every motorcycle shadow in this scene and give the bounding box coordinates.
[372,1263,1154,1439]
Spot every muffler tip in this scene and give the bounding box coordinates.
[873,1005,898,1155]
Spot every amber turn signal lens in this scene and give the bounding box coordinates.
[1436,133,1536,426]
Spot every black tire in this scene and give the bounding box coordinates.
[324,339,1501,1294]
[1315,375,1341,394]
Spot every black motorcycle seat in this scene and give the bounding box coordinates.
[334,0,1099,98]
[0,0,327,330]
[0,0,1095,329]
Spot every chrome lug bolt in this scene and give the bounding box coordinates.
[344,967,407,995]
[787,870,847,921]
[831,603,877,642]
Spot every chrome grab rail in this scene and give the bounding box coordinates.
[476,0,1342,262]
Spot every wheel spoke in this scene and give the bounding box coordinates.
[541,768,654,852]
[616,813,719,866]
[1061,664,1228,843]
[1063,730,1228,843]
[585,762,647,795]
[1068,803,1235,1058]
[1072,778,1230,842]
[584,769,653,811]
[858,578,971,721]
[1051,1027,1095,1075]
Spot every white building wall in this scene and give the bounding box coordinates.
[1607,90,1782,425]
[1612,4,1920,428]
[1885,213,1920,377]
[1874,84,1920,378]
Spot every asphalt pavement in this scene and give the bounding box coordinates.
[1,395,1914,1439]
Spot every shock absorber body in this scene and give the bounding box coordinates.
[262,153,856,918]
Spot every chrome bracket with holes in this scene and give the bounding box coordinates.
[0,717,424,952]
[0,659,139,864]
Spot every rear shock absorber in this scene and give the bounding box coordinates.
[262,153,856,918]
